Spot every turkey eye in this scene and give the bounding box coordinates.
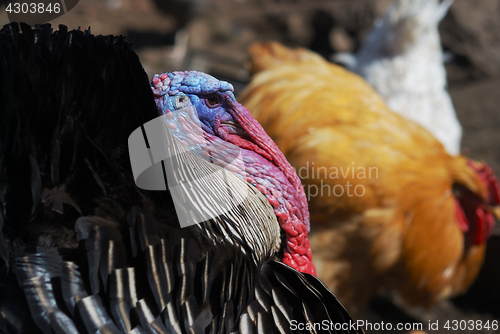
[175,95,190,109]
[205,94,220,108]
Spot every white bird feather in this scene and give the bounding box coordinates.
[335,0,461,155]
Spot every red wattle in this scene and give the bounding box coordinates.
[454,199,469,233]
[283,251,316,276]
[226,134,272,161]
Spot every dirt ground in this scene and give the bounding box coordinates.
[1,0,500,332]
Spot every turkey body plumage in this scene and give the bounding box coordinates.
[0,24,358,334]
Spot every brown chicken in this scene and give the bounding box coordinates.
[239,42,500,315]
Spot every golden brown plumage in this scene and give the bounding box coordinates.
[240,42,499,315]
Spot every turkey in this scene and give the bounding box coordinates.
[0,23,358,333]
[334,0,461,156]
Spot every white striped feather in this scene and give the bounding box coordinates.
[162,121,281,266]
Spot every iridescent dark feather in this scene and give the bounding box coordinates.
[0,23,359,334]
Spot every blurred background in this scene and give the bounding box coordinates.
[1,0,499,332]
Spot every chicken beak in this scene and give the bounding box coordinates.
[489,205,500,221]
